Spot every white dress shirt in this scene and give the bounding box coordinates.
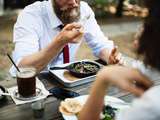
[10,0,114,76]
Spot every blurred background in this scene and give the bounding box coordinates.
[0,0,147,80]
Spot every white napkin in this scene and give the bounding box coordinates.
[7,78,49,105]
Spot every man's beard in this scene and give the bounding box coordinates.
[53,1,80,24]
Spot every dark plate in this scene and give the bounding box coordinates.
[68,61,101,78]
[50,61,101,78]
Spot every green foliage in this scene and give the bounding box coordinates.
[94,0,109,5]
[87,0,118,17]
[103,113,112,120]
[92,0,117,6]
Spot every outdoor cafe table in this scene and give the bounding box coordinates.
[1,68,160,120]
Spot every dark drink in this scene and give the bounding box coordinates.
[17,68,36,97]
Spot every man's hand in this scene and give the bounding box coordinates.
[56,23,84,45]
[108,47,121,64]
[97,66,153,96]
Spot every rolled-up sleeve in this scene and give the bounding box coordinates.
[82,2,114,57]
[10,9,41,76]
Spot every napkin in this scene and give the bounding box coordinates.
[7,78,49,105]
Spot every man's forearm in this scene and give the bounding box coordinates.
[18,37,65,72]
[99,48,110,64]
[16,23,83,72]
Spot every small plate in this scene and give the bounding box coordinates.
[13,88,42,101]
[60,95,130,120]
[0,85,6,101]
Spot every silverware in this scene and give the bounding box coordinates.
[106,101,131,106]
[0,92,12,96]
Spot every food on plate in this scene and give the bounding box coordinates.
[73,62,99,74]
[59,98,82,115]
[59,97,119,120]
[100,105,118,120]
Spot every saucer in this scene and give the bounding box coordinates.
[0,85,7,103]
[13,88,42,101]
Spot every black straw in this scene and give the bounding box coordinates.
[7,53,20,72]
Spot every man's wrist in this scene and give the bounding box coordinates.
[54,35,67,47]
[99,48,110,64]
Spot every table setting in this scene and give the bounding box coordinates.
[0,55,137,120]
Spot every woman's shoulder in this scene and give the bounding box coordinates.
[132,60,160,81]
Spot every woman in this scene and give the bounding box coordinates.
[79,0,160,120]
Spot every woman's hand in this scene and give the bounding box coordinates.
[79,65,153,120]
[97,66,153,96]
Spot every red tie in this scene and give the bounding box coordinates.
[58,25,70,63]
[63,44,70,63]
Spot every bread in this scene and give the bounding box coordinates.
[59,98,82,115]
[59,106,74,115]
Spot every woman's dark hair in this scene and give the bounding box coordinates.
[137,0,160,70]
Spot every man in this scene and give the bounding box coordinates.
[10,0,119,76]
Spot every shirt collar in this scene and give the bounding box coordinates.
[47,0,63,29]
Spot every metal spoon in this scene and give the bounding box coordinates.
[0,92,12,96]
[106,100,131,106]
